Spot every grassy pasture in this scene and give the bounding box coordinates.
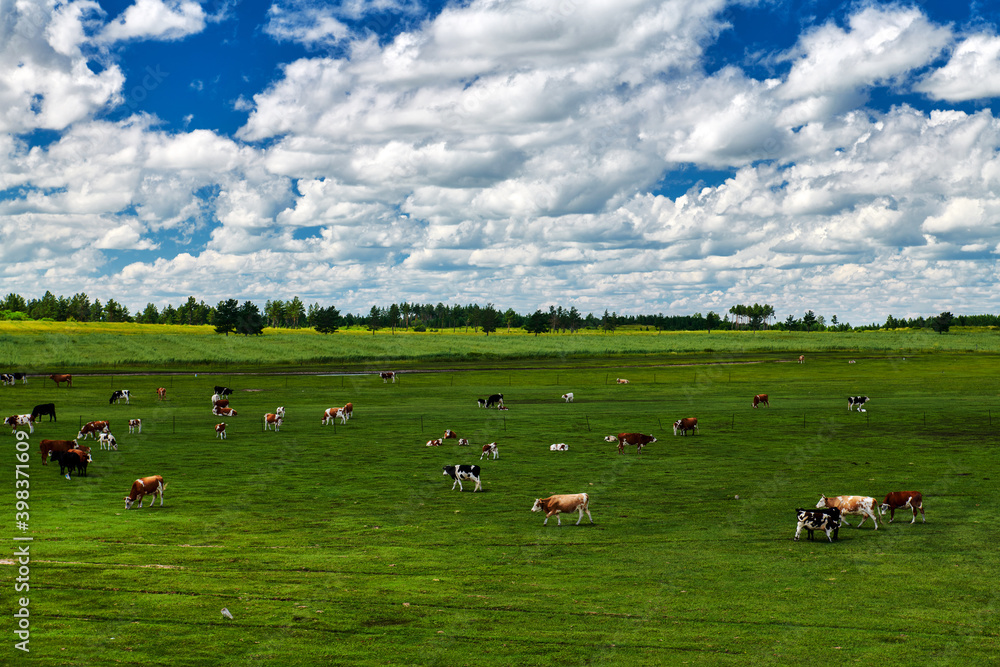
[2,350,999,665]
[2,320,1000,370]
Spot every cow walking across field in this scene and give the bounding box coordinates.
[880,491,925,524]
[531,493,593,526]
[817,495,880,529]
[49,373,72,387]
[442,464,481,491]
[794,507,841,542]
[673,418,698,436]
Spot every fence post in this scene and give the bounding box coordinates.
[420,415,423,432]
[585,415,590,431]
[173,415,175,434]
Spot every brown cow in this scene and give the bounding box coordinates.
[753,394,769,408]
[879,491,925,524]
[49,373,72,387]
[531,493,593,526]
[216,423,227,439]
[213,399,230,410]
[156,387,166,400]
[673,418,698,436]
[612,432,656,454]
[213,406,237,417]
[40,439,86,465]
[443,429,458,439]
[124,475,166,510]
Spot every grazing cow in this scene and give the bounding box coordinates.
[616,378,629,384]
[794,507,841,542]
[614,432,657,454]
[214,386,234,397]
[426,439,443,447]
[30,403,56,422]
[1,374,12,386]
[78,421,109,440]
[109,389,130,405]
[128,419,141,434]
[213,399,230,410]
[879,491,925,524]
[380,371,396,383]
[341,403,353,420]
[752,394,769,408]
[531,493,593,526]
[480,442,499,460]
[124,475,166,510]
[561,392,574,402]
[5,414,34,434]
[13,372,26,384]
[550,443,569,451]
[485,393,504,408]
[52,449,90,479]
[156,387,166,400]
[673,418,698,436]
[99,432,118,450]
[457,438,469,446]
[848,396,870,411]
[49,373,72,387]
[216,423,227,439]
[817,495,880,529]
[264,413,283,431]
[40,439,81,465]
[443,429,458,439]
[477,398,487,408]
[213,406,237,417]
[798,355,804,364]
[442,464,481,492]
[321,407,343,425]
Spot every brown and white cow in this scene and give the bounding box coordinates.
[128,418,141,434]
[215,423,227,439]
[49,373,72,387]
[615,378,629,384]
[798,355,804,364]
[561,392,574,402]
[673,418,698,436]
[614,432,656,454]
[77,420,109,440]
[817,495,880,529]
[264,413,283,431]
[124,476,166,510]
[879,491,925,524]
[213,399,230,410]
[550,443,569,451]
[457,438,469,446]
[156,387,166,400]
[341,403,353,420]
[425,439,443,447]
[531,493,593,526]
[480,442,498,460]
[5,414,34,434]
[321,407,344,425]
[443,429,458,439]
[752,394,769,408]
[40,439,83,465]
[214,406,237,417]
[380,371,396,383]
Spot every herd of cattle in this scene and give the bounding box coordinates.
[5,366,925,535]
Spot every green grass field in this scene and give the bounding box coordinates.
[2,338,999,665]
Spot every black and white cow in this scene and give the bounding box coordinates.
[848,396,870,411]
[214,386,234,397]
[109,390,130,405]
[485,393,504,408]
[30,403,56,422]
[0,374,13,386]
[794,507,841,542]
[13,373,26,384]
[476,398,487,408]
[442,465,481,492]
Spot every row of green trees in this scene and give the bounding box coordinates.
[0,292,990,335]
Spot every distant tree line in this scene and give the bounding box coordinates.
[0,292,993,336]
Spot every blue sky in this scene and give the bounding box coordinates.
[3,0,1000,323]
